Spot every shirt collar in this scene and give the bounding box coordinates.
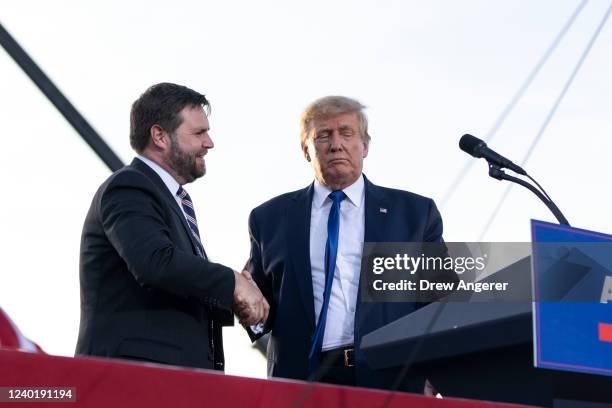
[137,155,181,197]
[312,174,364,209]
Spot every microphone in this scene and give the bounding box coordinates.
[459,134,526,175]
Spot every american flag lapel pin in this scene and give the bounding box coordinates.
[379,208,387,214]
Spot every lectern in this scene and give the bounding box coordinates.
[361,257,611,407]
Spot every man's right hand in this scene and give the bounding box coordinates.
[233,271,269,326]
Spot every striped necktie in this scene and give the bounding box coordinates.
[176,186,206,257]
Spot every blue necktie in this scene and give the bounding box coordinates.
[308,190,346,371]
[176,186,206,258]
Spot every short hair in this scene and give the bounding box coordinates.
[299,95,370,146]
[130,82,210,153]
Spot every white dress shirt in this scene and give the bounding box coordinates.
[136,155,187,219]
[310,175,365,351]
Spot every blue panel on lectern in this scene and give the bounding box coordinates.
[531,220,612,377]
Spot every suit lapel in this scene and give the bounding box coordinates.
[287,184,316,330]
[356,176,389,351]
[363,175,389,244]
[131,158,203,257]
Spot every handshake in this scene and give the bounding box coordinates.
[233,270,269,326]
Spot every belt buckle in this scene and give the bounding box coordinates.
[343,348,355,367]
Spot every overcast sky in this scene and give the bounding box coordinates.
[1,0,611,378]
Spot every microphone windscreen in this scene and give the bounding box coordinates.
[459,134,485,157]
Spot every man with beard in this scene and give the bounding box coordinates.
[76,83,267,370]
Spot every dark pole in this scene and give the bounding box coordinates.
[0,21,124,172]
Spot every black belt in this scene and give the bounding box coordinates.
[319,346,355,368]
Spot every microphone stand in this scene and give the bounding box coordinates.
[488,163,570,226]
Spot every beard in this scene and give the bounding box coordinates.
[167,134,206,183]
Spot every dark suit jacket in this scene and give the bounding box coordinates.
[76,158,235,370]
[246,175,444,391]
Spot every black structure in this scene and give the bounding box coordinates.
[0,22,123,171]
